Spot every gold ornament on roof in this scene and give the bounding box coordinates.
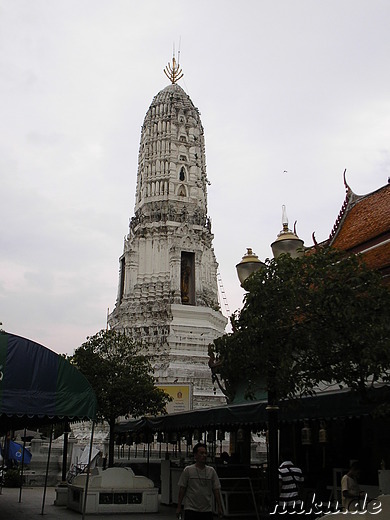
[164,56,184,84]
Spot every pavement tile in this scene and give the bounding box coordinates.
[0,487,177,520]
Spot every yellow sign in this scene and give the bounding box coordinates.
[158,384,192,414]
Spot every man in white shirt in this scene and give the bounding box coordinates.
[176,443,223,520]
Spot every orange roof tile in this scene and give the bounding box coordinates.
[360,241,390,272]
[331,184,390,251]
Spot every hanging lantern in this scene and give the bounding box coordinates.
[319,421,328,444]
[193,429,203,441]
[217,430,225,441]
[237,428,245,443]
[207,430,215,442]
[301,421,312,445]
[169,432,178,444]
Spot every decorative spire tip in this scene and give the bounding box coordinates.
[164,55,184,84]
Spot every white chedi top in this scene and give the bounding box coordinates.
[109,63,227,408]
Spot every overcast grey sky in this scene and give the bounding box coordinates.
[1,0,389,354]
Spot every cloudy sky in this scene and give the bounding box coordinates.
[1,0,389,355]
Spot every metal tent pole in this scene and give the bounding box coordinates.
[41,424,54,515]
[61,420,70,482]
[18,427,28,503]
[82,421,95,520]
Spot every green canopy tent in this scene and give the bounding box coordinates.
[116,388,389,436]
[0,331,97,516]
[0,331,97,430]
[115,385,390,470]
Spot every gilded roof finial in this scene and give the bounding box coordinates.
[164,54,184,84]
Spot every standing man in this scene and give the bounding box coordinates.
[278,453,304,512]
[176,442,223,519]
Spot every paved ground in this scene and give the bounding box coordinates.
[0,487,177,520]
[2,485,389,519]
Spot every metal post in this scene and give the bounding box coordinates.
[61,420,69,482]
[18,428,28,503]
[41,424,54,515]
[82,420,95,520]
[266,396,279,510]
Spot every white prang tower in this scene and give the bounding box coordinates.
[108,57,227,408]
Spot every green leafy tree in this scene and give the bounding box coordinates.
[210,248,390,404]
[72,329,170,466]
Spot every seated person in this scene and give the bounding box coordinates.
[341,462,366,511]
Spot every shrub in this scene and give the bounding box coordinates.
[4,468,22,487]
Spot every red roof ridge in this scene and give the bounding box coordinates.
[328,169,353,243]
[328,171,390,245]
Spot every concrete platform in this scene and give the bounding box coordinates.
[0,486,177,520]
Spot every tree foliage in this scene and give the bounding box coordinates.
[71,329,170,466]
[210,248,390,403]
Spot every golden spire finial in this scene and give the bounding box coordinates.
[164,54,184,84]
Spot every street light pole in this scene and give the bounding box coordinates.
[266,400,279,508]
[236,205,304,512]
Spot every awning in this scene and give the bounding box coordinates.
[0,331,97,431]
[115,386,389,435]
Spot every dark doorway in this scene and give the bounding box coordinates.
[181,252,195,305]
[119,256,125,303]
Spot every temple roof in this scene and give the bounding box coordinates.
[328,177,390,278]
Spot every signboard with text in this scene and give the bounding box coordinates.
[157,383,193,414]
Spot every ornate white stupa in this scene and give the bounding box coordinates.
[108,57,227,408]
